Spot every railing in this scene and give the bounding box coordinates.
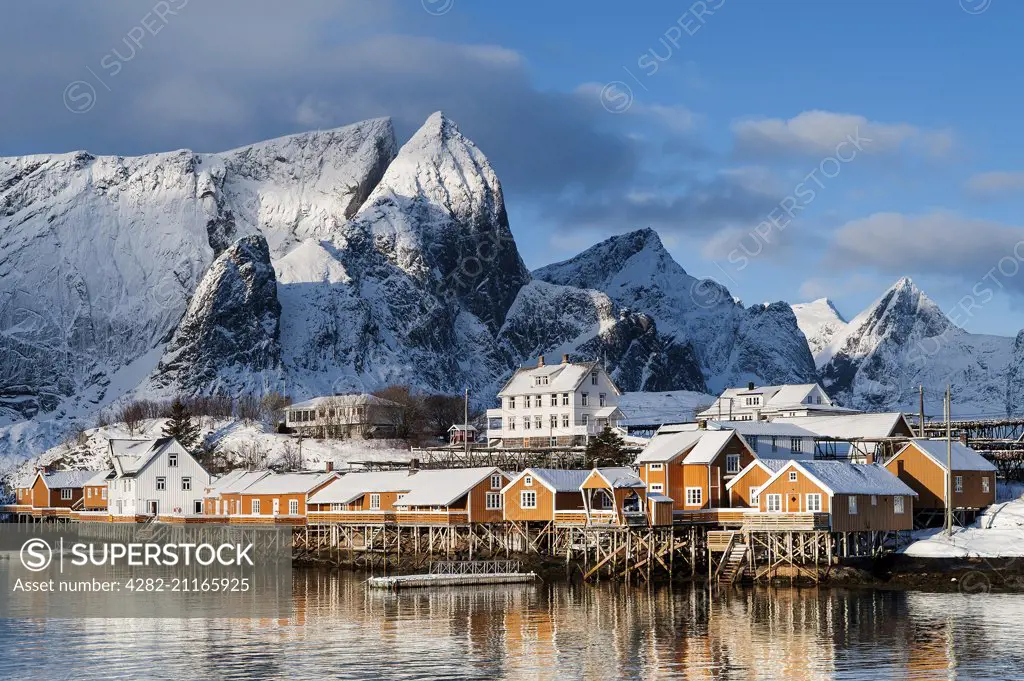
[307,511,396,524]
[429,560,522,575]
[553,510,589,525]
[707,530,737,552]
[675,509,756,525]
[394,511,470,525]
[742,512,831,531]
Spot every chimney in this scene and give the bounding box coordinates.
[324,461,334,473]
[561,354,569,364]
[537,355,545,367]
[747,382,755,391]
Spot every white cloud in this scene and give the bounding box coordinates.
[732,110,953,158]
[965,171,1024,198]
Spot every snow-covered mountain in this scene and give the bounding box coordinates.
[817,277,1014,415]
[533,228,818,393]
[0,113,702,471]
[792,298,847,364]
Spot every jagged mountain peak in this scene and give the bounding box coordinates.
[792,297,848,363]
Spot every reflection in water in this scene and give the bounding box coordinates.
[2,569,1024,680]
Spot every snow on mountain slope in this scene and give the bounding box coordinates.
[792,298,847,364]
[533,228,817,392]
[819,277,1013,414]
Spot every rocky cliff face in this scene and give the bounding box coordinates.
[145,234,283,396]
[534,228,817,392]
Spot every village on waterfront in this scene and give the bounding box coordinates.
[3,355,1016,587]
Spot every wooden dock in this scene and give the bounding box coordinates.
[367,572,539,590]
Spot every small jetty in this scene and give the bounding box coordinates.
[367,560,539,591]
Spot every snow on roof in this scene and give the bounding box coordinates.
[522,468,591,493]
[698,383,843,418]
[767,461,918,496]
[43,470,103,489]
[242,472,337,495]
[707,420,817,437]
[395,467,503,507]
[899,439,996,472]
[108,438,173,477]
[448,424,477,431]
[82,469,114,487]
[724,458,791,489]
[498,361,608,396]
[681,430,738,464]
[289,393,402,410]
[593,467,645,489]
[773,413,911,439]
[647,493,673,502]
[308,470,419,505]
[635,431,704,463]
[208,470,271,495]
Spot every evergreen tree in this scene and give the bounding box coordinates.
[162,397,201,451]
[585,426,628,467]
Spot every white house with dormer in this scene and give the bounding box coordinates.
[106,438,212,518]
[696,383,855,424]
[486,355,624,448]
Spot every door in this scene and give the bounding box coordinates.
[147,500,158,515]
[272,499,280,516]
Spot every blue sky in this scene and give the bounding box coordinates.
[3,0,1024,334]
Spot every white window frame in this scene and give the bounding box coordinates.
[562,414,569,428]
[788,471,798,482]
[194,500,203,514]
[490,474,503,489]
[791,438,803,453]
[251,499,261,515]
[894,495,905,514]
[766,494,782,512]
[181,477,191,491]
[649,463,664,471]
[155,476,166,491]
[101,487,107,500]
[508,396,516,410]
[524,475,533,487]
[599,393,606,407]
[649,483,664,494]
[591,371,598,385]
[168,453,178,468]
[954,475,963,493]
[524,417,531,430]
[805,493,822,512]
[982,477,990,494]
[485,492,502,510]
[520,490,537,509]
[685,487,702,507]
[534,415,542,429]
[370,493,381,510]
[562,393,569,406]
[581,393,589,406]
[550,414,558,429]
[749,487,760,505]
[848,496,858,515]
[289,499,299,515]
[726,454,740,474]
[550,394,557,407]
[60,488,72,500]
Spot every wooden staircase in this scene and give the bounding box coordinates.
[718,541,748,585]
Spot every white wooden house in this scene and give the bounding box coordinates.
[106,438,212,518]
[697,383,853,423]
[486,355,624,448]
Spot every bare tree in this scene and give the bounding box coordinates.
[261,391,292,427]
[234,441,270,470]
[117,401,148,436]
[278,440,303,471]
[373,385,423,441]
[236,394,263,425]
[423,394,467,439]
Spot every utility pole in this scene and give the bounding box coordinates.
[919,385,925,437]
[945,385,953,536]
[464,386,470,459]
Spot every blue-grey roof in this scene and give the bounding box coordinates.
[43,470,102,489]
[776,461,918,496]
[901,439,996,472]
[594,467,645,489]
[528,468,591,493]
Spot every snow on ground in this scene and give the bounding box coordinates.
[3,417,413,489]
[902,482,1024,558]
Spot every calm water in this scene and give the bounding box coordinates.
[3,569,1024,680]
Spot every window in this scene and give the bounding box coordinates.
[370,493,381,510]
[591,371,598,385]
[562,393,569,406]
[685,487,702,506]
[983,477,991,494]
[806,494,822,512]
[550,436,557,446]
[954,475,963,493]
[581,414,589,426]
[788,471,798,482]
[562,414,569,428]
[534,415,542,429]
[168,453,178,467]
[524,475,533,487]
[61,488,72,500]
[766,494,782,512]
[331,503,344,512]
[101,487,107,500]
[524,417,531,430]
[791,438,803,453]
[194,500,203,514]
[156,477,166,491]
[486,492,502,510]
[771,437,778,452]
[726,454,740,474]
[181,477,191,491]
[508,396,516,409]
[749,487,760,505]
[550,394,557,407]
[289,499,299,515]
[650,483,664,494]
[520,490,537,509]
[525,395,532,408]
[848,496,858,515]
[509,416,516,430]
[894,496,905,514]
[550,414,558,429]
[599,393,607,407]
[251,499,261,514]
[649,463,664,471]
[581,393,589,406]
[871,495,877,506]
[491,474,503,489]
[747,435,759,450]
